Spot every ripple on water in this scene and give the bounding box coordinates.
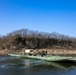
[0,64,9,69]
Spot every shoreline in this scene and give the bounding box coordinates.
[0,49,76,56]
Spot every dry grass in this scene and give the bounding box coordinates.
[0,48,76,56]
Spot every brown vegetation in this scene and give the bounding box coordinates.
[0,29,76,55]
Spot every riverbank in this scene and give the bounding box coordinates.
[0,48,76,56]
[0,50,9,56]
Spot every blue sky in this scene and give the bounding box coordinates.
[0,0,76,37]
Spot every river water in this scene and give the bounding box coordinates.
[0,56,76,75]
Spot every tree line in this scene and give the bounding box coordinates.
[0,29,76,50]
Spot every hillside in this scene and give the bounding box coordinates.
[0,29,76,55]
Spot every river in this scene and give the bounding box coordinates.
[0,56,76,75]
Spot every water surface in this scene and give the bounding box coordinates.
[0,56,76,75]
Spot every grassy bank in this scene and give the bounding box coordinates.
[0,48,76,56]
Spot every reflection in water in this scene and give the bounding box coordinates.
[0,56,76,75]
[42,61,76,70]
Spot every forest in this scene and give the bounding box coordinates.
[0,29,76,51]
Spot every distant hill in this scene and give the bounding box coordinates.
[0,28,76,50]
